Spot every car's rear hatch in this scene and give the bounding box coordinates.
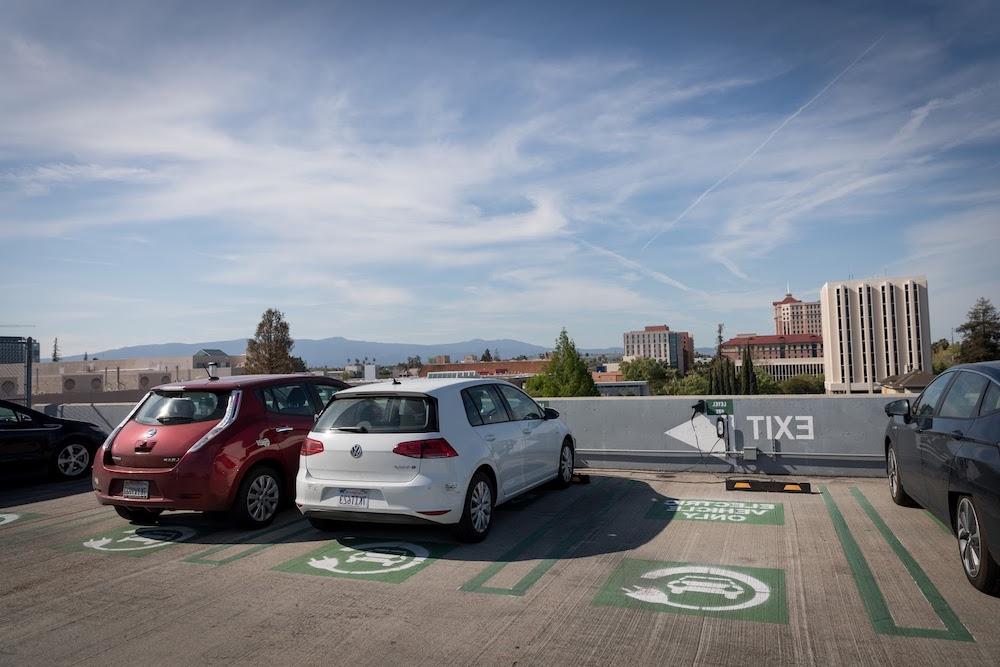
[305,393,438,483]
[110,389,231,468]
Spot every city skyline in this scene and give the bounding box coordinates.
[2,1,999,356]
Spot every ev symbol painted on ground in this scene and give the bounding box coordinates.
[307,541,429,575]
[595,559,788,624]
[275,537,454,583]
[0,513,22,527]
[72,526,196,556]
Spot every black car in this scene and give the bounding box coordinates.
[885,361,1000,594]
[0,399,108,481]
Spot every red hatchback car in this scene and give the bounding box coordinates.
[93,374,348,528]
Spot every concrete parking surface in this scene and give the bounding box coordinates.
[2,471,999,666]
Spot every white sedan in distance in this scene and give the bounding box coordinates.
[295,378,576,542]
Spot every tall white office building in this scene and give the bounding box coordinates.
[820,276,931,393]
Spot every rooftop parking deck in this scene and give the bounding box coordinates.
[2,471,999,665]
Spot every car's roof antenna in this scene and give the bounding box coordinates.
[206,361,220,381]
[392,377,401,385]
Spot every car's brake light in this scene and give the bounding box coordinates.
[301,438,325,456]
[393,438,458,459]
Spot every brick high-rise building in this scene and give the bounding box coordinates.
[773,292,822,335]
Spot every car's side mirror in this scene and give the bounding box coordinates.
[543,407,560,420]
[885,399,911,421]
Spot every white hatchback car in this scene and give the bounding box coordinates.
[295,378,576,542]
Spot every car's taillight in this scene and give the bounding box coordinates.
[393,438,458,459]
[301,438,325,456]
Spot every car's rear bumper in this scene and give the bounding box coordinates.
[295,468,463,525]
[92,449,230,512]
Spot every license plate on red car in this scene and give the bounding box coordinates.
[337,489,368,508]
[122,480,149,499]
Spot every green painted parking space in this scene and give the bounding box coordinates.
[646,498,784,525]
[594,559,788,624]
[274,537,455,583]
[67,524,199,558]
[185,522,315,566]
[462,477,633,596]
[820,486,972,642]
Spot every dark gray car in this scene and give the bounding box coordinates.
[884,361,1000,594]
[0,399,108,480]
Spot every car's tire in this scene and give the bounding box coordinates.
[307,516,339,532]
[956,496,1000,595]
[887,444,918,507]
[230,465,283,529]
[114,506,163,525]
[50,441,93,480]
[554,439,574,489]
[453,470,495,543]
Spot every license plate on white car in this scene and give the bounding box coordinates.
[337,488,368,509]
[122,480,149,499]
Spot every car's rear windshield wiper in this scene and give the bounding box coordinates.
[156,416,194,424]
[333,425,368,433]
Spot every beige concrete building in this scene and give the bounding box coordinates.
[773,292,822,335]
[622,325,692,374]
[820,276,931,394]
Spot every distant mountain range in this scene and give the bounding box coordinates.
[62,337,624,367]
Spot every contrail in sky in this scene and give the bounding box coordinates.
[641,34,886,252]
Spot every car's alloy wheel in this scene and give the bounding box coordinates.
[454,470,495,543]
[957,497,982,578]
[955,495,1000,594]
[886,444,916,507]
[246,473,280,523]
[470,479,492,534]
[555,442,574,488]
[54,443,90,479]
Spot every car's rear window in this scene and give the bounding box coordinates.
[315,395,436,433]
[135,390,231,425]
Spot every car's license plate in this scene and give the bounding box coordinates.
[122,480,149,499]
[337,488,368,509]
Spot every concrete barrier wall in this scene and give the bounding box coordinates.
[543,395,906,477]
[40,393,907,478]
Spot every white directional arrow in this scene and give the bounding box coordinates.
[664,414,728,458]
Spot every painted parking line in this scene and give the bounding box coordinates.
[0,512,45,529]
[646,498,785,525]
[820,486,972,642]
[925,510,953,535]
[0,509,117,546]
[67,525,199,557]
[461,478,633,597]
[594,559,788,624]
[184,521,315,566]
[274,537,455,582]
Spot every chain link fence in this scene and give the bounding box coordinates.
[0,336,36,407]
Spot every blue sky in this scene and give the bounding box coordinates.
[2,0,999,356]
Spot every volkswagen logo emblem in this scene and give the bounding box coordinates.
[350,444,363,459]
[144,428,158,438]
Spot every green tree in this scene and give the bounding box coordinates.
[740,345,757,395]
[481,349,493,362]
[957,297,1000,363]
[406,355,423,368]
[51,338,61,363]
[779,374,825,394]
[524,328,598,397]
[754,368,780,394]
[620,357,679,395]
[671,371,709,395]
[244,308,303,374]
[84,351,88,361]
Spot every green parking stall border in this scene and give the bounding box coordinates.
[184,522,315,566]
[1,508,118,545]
[461,477,633,597]
[274,536,456,583]
[820,486,972,642]
[645,498,785,526]
[593,558,788,625]
[925,510,953,535]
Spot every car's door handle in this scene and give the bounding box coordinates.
[484,434,496,442]
[951,430,965,440]
[275,426,294,433]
